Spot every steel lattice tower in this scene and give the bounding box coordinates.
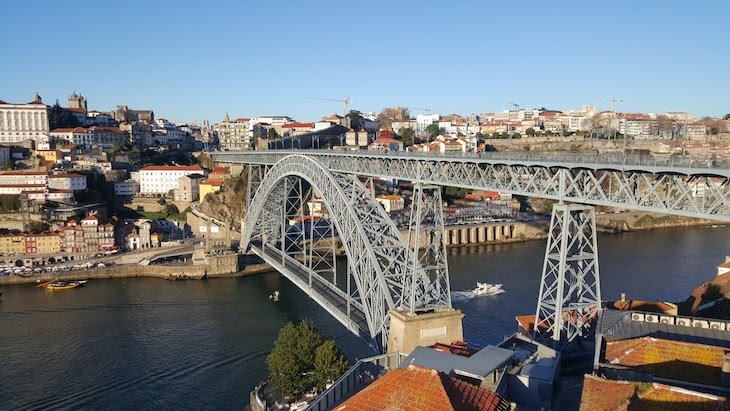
[534,203,602,342]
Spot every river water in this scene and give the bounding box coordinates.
[0,226,727,409]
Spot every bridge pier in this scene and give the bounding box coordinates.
[534,203,602,343]
[387,307,464,354]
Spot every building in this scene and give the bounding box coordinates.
[686,123,707,140]
[50,126,128,149]
[112,105,154,123]
[335,364,510,411]
[36,149,62,164]
[281,122,315,137]
[48,173,87,191]
[174,174,205,202]
[199,178,223,201]
[0,231,62,256]
[119,122,152,146]
[213,115,251,150]
[63,216,116,253]
[114,179,140,197]
[139,165,204,194]
[376,194,405,213]
[0,93,50,144]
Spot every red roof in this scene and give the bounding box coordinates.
[0,171,47,176]
[65,107,86,114]
[335,365,510,411]
[141,165,203,171]
[49,173,85,179]
[282,122,314,129]
[212,167,230,174]
[580,374,727,411]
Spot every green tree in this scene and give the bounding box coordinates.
[267,128,280,139]
[425,124,442,139]
[164,203,179,216]
[48,103,81,129]
[398,127,416,146]
[474,131,484,139]
[266,321,325,399]
[525,127,535,136]
[29,221,49,232]
[0,160,17,171]
[0,194,20,212]
[314,340,348,391]
[346,110,365,131]
[512,132,522,139]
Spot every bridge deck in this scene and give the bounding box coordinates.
[251,245,369,336]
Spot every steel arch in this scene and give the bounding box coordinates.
[242,155,447,342]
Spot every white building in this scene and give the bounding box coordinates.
[0,93,50,144]
[416,114,440,134]
[48,173,87,191]
[375,195,404,213]
[139,165,204,194]
[0,171,49,186]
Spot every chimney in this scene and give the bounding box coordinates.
[722,351,730,388]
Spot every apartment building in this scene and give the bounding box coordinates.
[63,216,116,253]
[213,115,251,150]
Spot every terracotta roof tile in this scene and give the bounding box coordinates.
[335,365,509,411]
[604,337,727,386]
[580,374,727,411]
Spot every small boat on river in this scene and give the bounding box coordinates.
[474,282,504,296]
[42,280,82,291]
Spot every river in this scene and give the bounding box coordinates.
[0,226,727,409]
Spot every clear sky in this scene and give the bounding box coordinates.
[1,0,728,122]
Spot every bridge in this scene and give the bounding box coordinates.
[213,150,729,350]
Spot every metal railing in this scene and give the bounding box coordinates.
[214,149,730,172]
[305,352,407,411]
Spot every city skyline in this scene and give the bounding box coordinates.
[1,1,728,121]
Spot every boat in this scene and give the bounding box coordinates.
[43,280,82,291]
[474,282,504,296]
[269,290,280,301]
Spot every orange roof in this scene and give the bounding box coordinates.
[141,165,203,171]
[334,365,509,411]
[202,178,224,186]
[82,215,98,221]
[211,166,230,174]
[49,173,85,179]
[604,337,726,386]
[579,374,727,411]
[0,171,47,176]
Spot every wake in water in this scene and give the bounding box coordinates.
[451,288,505,303]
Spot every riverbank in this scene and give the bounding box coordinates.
[0,262,273,286]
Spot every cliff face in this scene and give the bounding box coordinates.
[197,174,248,229]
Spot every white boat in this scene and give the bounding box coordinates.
[269,290,280,301]
[474,282,504,296]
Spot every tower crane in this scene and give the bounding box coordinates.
[508,102,521,109]
[306,96,353,117]
[404,106,431,113]
[594,98,624,113]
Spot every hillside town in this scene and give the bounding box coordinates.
[0,92,728,271]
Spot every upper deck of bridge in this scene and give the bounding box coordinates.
[211,149,730,178]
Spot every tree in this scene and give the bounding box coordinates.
[48,103,81,129]
[164,203,179,216]
[512,132,522,139]
[0,194,20,213]
[0,160,17,171]
[314,340,348,391]
[474,131,484,139]
[398,127,416,146]
[378,107,410,129]
[425,124,442,139]
[346,110,365,131]
[525,128,535,137]
[29,221,49,232]
[267,128,280,139]
[266,321,325,399]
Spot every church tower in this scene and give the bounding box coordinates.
[68,92,87,111]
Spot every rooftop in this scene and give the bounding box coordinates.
[140,165,203,171]
[580,374,727,411]
[334,364,510,411]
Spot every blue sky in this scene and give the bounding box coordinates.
[1,1,728,122]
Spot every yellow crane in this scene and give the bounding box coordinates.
[306,96,353,118]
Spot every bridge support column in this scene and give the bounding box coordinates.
[407,184,452,311]
[387,307,464,355]
[534,203,602,343]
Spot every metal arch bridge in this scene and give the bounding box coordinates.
[241,154,450,348]
[217,149,729,349]
[213,150,730,221]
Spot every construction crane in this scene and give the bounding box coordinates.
[404,106,431,113]
[306,96,353,117]
[508,102,521,109]
[595,98,624,113]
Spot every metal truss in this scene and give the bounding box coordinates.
[406,184,451,311]
[241,155,445,347]
[534,203,601,343]
[214,151,730,221]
